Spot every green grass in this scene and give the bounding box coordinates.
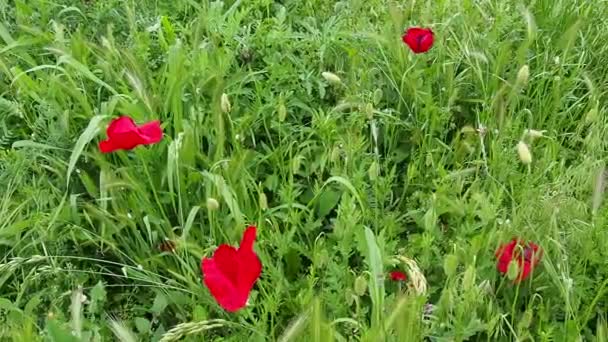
[1,0,608,340]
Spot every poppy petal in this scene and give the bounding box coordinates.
[390,271,407,282]
[239,226,257,252]
[137,120,163,144]
[201,226,262,312]
[402,27,434,54]
[202,257,248,312]
[99,116,163,153]
[106,116,138,135]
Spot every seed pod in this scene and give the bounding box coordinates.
[354,275,368,296]
[516,65,530,88]
[206,197,220,211]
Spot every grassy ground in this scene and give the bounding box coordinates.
[1,0,608,340]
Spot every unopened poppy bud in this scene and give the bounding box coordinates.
[364,103,374,120]
[516,65,529,88]
[321,71,342,85]
[516,141,532,164]
[354,275,367,296]
[368,161,379,181]
[373,88,383,105]
[525,129,545,139]
[443,254,458,277]
[259,192,268,210]
[278,103,287,122]
[206,197,220,211]
[220,93,231,113]
[507,261,519,281]
[462,265,476,291]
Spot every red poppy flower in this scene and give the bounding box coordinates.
[495,238,542,283]
[390,271,407,282]
[201,226,262,312]
[402,27,434,54]
[99,116,163,153]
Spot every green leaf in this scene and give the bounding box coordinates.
[134,317,151,334]
[316,189,341,217]
[363,227,384,330]
[181,205,200,242]
[89,281,106,314]
[47,320,80,342]
[193,305,208,321]
[67,115,106,187]
[151,292,168,316]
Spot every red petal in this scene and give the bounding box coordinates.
[201,256,248,312]
[201,227,262,312]
[211,245,241,284]
[106,116,138,135]
[390,271,407,282]
[137,120,163,144]
[237,226,262,294]
[402,27,434,54]
[239,226,257,252]
[516,262,532,283]
[495,239,518,274]
[99,116,163,153]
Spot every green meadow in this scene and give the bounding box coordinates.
[1,0,608,340]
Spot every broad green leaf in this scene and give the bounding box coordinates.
[134,317,151,334]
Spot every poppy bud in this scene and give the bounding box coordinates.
[516,65,530,88]
[354,275,367,296]
[524,129,545,139]
[443,254,458,277]
[507,261,520,281]
[462,265,476,291]
[368,161,379,181]
[364,103,374,120]
[516,141,532,164]
[206,197,220,211]
[259,192,268,210]
[321,71,342,85]
[220,93,231,113]
[278,103,287,122]
[373,88,383,105]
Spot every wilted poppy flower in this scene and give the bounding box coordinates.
[402,27,434,54]
[201,225,262,312]
[496,238,542,283]
[389,270,408,282]
[99,116,163,153]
